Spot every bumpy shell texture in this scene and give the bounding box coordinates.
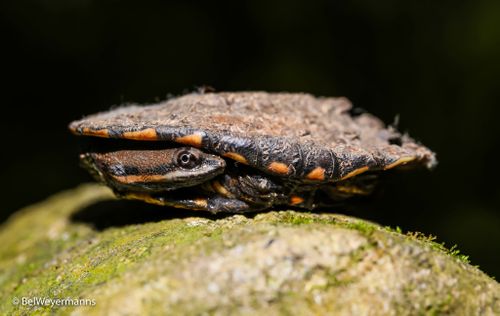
[69,92,436,181]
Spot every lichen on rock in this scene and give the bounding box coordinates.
[0,184,498,315]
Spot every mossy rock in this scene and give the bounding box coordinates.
[0,184,498,315]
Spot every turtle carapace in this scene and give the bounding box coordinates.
[69,92,436,213]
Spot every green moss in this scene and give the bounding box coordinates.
[266,211,378,238]
[337,220,377,236]
[0,186,225,315]
[402,231,470,264]
[384,225,402,234]
[425,294,454,316]
[267,211,324,225]
[381,226,472,266]
[1,184,499,315]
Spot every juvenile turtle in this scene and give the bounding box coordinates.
[69,92,436,213]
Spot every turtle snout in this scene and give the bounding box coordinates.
[203,154,226,174]
[78,153,106,183]
[212,155,226,169]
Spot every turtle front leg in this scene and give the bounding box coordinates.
[120,191,251,213]
[116,170,288,213]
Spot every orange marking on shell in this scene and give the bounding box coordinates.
[306,167,325,181]
[82,127,109,138]
[222,152,248,164]
[122,128,158,140]
[268,162,290,175]
[383,157,416,170]
[290,195,305,205]
[175,133,203,148]
[340,166,369,180]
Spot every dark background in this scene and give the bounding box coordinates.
[1,1,499,278]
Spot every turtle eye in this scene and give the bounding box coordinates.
[176,150,199,169]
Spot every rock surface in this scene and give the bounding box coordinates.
[0,184,498,315]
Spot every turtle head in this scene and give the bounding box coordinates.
[80,147,226,193]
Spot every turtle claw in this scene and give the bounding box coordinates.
[206,197,250,214]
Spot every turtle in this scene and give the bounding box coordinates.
[69,92,436,213]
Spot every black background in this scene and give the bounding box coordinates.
[1,1,499,278]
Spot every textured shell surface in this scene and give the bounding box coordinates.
[70,92,436,181]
